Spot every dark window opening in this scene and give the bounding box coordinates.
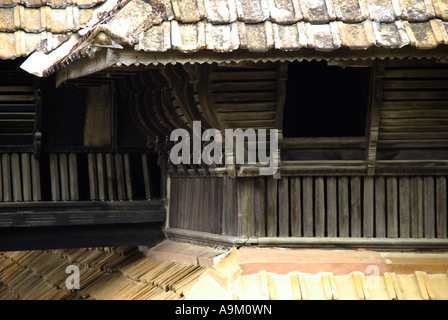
[283,61,371,138]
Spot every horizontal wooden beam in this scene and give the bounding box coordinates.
[0,200,165,227]
[164,228,448,250]
[283,137,367,149]
[0,222,165,251]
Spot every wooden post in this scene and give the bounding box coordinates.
[365,61,385,176]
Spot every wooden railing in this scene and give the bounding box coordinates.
[0,151,156,203]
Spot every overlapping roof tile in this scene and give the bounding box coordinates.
[0,0,106,59]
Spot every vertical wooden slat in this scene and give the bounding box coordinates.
[302,177,313,237]
[2,154,11,202]
[315,176,325,237]
[21,153,31,202]
[114,153,126,201]
[123,153,133,200]
[169,177,179,228]
[350,176,361,237]
[254,177,266,237]
[96,153,106,201]
[0,155,3,202]
[436,176,447,238]
[266,177,278,237]
[11,153,22,202]
[386,177,398,238]
[59,153,69,201]
[223,177,237,236]
[238,178,255,237]
[375,176,386,238]
[399,176,411,238]
[410,176,423,238]
[31,156,41,201]
[68,153,79,201]
[290,177,302,237]
[87,153,98,200]
[278,177,290,237]
[141,153,152,200]
[326,177,337,237]
[49,153,60,201]
[363,176,374,238]
[338,177,349,237]
[423,176,435,238]
[106,153,116,201]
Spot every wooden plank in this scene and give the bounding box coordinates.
[386,177,398,238]
[278,177,289,237]
[21,153,31,202]
[380,126,448,133]
[114,153,126,201]
[326,177,337,237]
[96,153,106,201]
[2,154,11,202]
[350,176,362,237]
[382,80,448,89]
[223,177,238,236]
[87,153,98,201]
[381,101,448,110]
[290,177,301,237]
[31,156,41,201]
[384,69,448,78]
[254,177,266,237]
[375,176,386,238]
[123,153,133,200]
[141,153,152,200]
[338,177,349,237]
[382,91,448,100]
[436,176,447,238]
[363,177,374,238]
[423,176,435,238]
[10,153,22,202]
[398,176,411,238]
[106,153,116,201]
[302,177,313,237]
[68,153,79,201]
[214,102,277,112]
[49,153,60,201]
[379,132,448,140]
[209,71,277,81]
[410,176,424,238]
[381,110,448,119]
[209,81,277,91]
[380,119,448,126]
[266,177,277,237]
[0,155,2,201]
[237,178,255,237]
[315,177,325,237]
[59,153,69,201]
[0,94,34,102]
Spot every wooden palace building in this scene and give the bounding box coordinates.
[0,0,448,300]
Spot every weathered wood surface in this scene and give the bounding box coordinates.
[0,201,165,227]
[169,174,448,240]
[379,62,448,149]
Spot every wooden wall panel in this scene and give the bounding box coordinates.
[168,174,448,240]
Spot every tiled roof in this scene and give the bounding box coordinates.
[127,0,448,53]
[0,246,207,300]
[9,0,448,77]
[0,0,107,59]
[1,241,448,300]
